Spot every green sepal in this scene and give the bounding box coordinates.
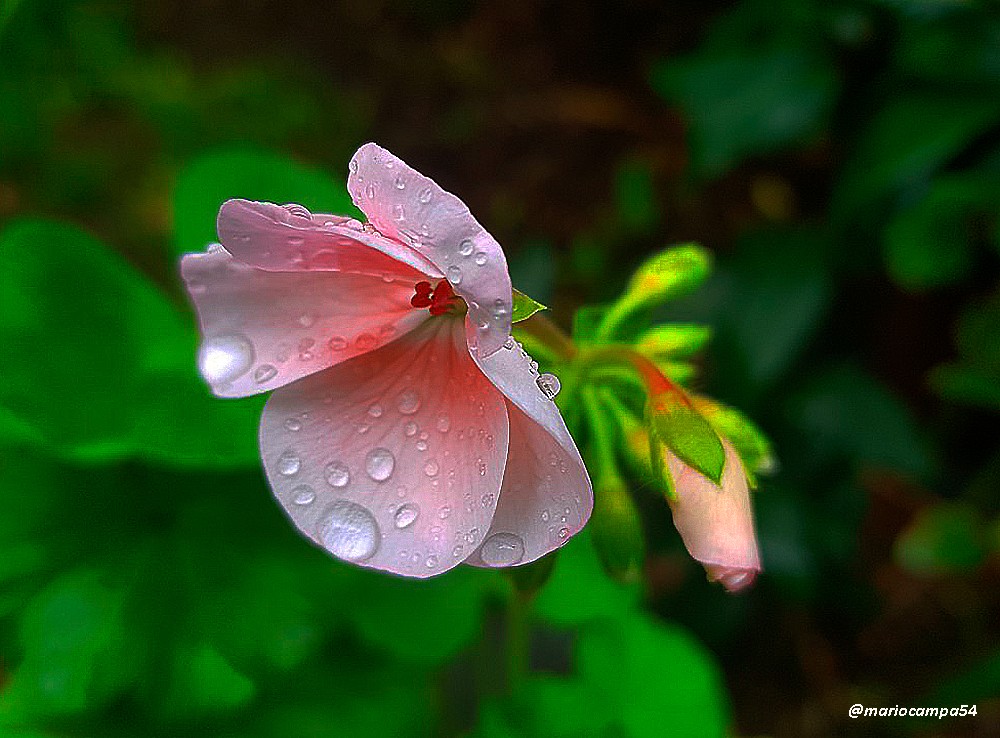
[511,288,547,323]
[693,397,774,486]
[506,552,558,596]
[648,420,676,502]
[648,395,725,485]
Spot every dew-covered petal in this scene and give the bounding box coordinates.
[467,399,591,568]
[181,245,427,398]
[347,143,512,357]
[467,338,592,567]
[259,316,509,578]
[665,441,761,592]
[217,199,442,279]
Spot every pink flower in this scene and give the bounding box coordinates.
[181,143,592,577]
[663,441,761,592]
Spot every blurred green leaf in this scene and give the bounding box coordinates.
[512,289,547,323]
[786,364,933,478]
[832,94,1000,225]
[884,175,998,290]
[476,613,728,738]
[159,641,256,719]
[930,289,1000,410]
[0,567,143,719]
[172,147,358,258]
[895,503,987,575]
[534,531,640,627]
[652,44,837,177]
[0,219,260,466]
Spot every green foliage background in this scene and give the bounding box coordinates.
[2,0,1000,736]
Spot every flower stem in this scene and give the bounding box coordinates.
[505,588,531,694]
[515,313,578,360]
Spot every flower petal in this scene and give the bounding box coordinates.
[216,199,442,278]
[347,143,513,357]
[258,316,509,578]
[181,246,427,398]
[665,441,761,592]
[467,339,592,567]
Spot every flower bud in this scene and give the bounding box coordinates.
[657,439,761,592]
[636,324,712,359]
[590,474,645,584]
[624,244,712,310]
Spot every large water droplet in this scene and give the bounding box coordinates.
[324,461,350,488]
[458,239,474,257]
[446,265,462,285]
[536,373,561,399]
[397,389,421,415]
[199,334,255,384]
[319,500,380,562]
[277,450,301,476]
[292,485,315,505]
[365,448,395,481]
[480,532,525,566]
[394,503,419,529]
[254,364,277,383]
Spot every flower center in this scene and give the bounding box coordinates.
[410,280,466,317]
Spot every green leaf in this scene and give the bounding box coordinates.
[652,44,837,177]
[159,641,256,718]
[649,397,726,485]
[474,613,729,738]
[172,146,358,258]
[576,614,729,738]
[884,175,998,290]
[894,503,988,576]
[0,219,260,466]
[615,158,659,233]
[832,94,1000,226]
[511,288,547,323]
[1,567,143,718]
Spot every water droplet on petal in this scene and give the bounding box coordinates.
[349,159,359,174]
[480,532,525,566]
[324,461,350,488]
[356,333,376,351]
[404,421,418,437]
[365,448,395,481]
[329,336,348,351]
[367,403,383,418]
[425,554,438,569]
[418,187,432,204]
[284,417,302,432]
[438,505,452,519]
[458,239,474,257]
[536,373,561,399]
[292,485,315,505]
[446,265,462,285]
[397,389,421,415]
[277,450,301,476]
[366,183,376,199]
[254,364,277,383]
[394,176,406,190]
[284,204,312,221]
[436,415,451,433]
[297,313,314,328]
[394,503,419,529]
[415,440,428,452]
[424,459,439,477]
[200,334,255,384]
[319,500,379,562]
[474,252,488,266]
[393,203,406,221]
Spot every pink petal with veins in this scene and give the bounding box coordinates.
[347,143,513,357]
[181,246,428,398]
[467,338,592,567]
[217,199,442,278]
[664,441,761,592]
[259,316,509,577]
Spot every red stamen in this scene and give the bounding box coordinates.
[410,279,463,315]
